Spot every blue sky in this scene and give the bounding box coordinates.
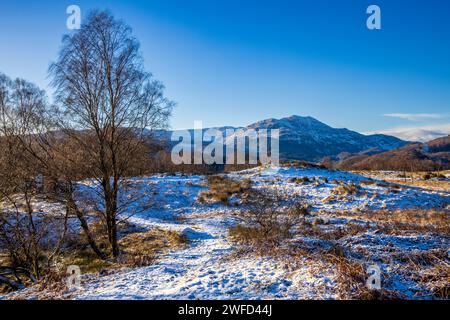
[0,0,449,139]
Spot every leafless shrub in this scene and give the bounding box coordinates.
[328,254,402,300]
[0,73,68,290]
[229,190,309,247]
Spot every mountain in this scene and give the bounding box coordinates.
[244,115,407,161]
[374,128,450,143]
[336,135,450,171]
[158,115,408,162]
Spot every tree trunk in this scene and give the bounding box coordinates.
[67,195,108,261]
[105,197,119,258]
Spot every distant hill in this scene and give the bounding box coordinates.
[244,115,407,161]
[336,135,450,171]
[158,115,408,162]
[376,128,450,143]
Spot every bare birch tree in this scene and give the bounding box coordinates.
[0,74,68,286]
[49,11,174,258]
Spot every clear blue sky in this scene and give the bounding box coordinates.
[0,0,449,136]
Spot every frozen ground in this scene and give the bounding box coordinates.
[65,172,334,300]
[3,166,450,300]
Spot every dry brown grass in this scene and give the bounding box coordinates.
[415,263,450,299]
[399,249,450,299]
[231,232,404,300]
[4,226,189,299]
[309,209,449,299]
[356,169,449,191]
[360,179,377,186]
[198,175,252,204]
[0,252,8,266]
[117,228,188,267]
[327,254,403,300]
[230,199,449,299]
[0,254,30,294]
[229,190,309,249]
[323,208,450,236]
[288,176,312,184]
[62,226,188,273]
[354,209,449,235]
[393,180,450,192]
[299,222,368,242]
[228,224,291,247]
[322,182,361,203]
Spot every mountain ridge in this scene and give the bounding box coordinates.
[336,135,450,171]
[157,115,409,162]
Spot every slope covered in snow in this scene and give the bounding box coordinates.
[5,166,448,300]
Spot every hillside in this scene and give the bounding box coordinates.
[159,115,408,162]
[246,116,407,161]
[4,166,449,300]
[337,136,450,171]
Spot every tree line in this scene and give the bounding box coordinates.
[0,11,174,289]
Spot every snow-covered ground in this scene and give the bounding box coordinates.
[63,172,332,300]
[3,166,450,300]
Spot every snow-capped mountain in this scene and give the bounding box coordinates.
[244,115,408,161]
[375,127,450,143]
[157,115,408,162]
